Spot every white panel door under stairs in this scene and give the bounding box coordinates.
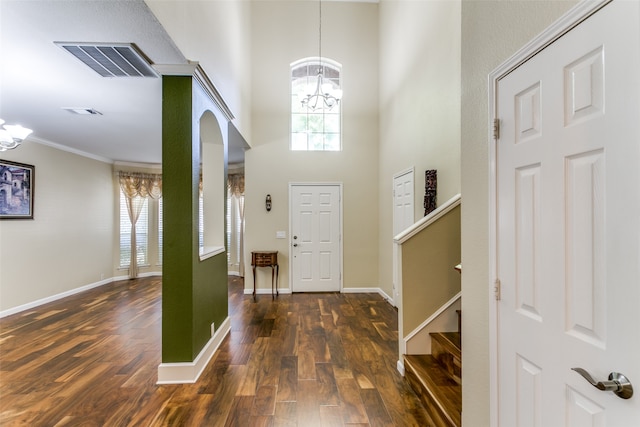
[393,169,414,236]
[290,184,341,292]
[495,1,640,425]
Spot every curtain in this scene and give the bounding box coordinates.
[118,171,162,279]
[228,174,245,276]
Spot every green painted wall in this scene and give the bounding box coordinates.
[161,75,229,363]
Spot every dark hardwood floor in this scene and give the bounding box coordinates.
[0,276,433,426]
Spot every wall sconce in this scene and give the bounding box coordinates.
[265,194,272,212]
[0,119,33,152]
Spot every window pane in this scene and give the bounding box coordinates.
[324,114,340,133]
[324,133,341,151]
[309,133,324,150]
[292,66,308,78]
[291,114,308,133]
[292,94,307,114]
[119,190,148,267]
[308,114,324,133]
[136,200,148,265]
[291,133,308,150]
[324,67,339,79]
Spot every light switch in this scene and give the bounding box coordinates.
[276,231,286,239]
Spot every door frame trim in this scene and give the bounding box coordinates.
[288,182,344,293]
[487,1,611,425]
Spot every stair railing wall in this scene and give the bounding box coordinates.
[394,194,461,372]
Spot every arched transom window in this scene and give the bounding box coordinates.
[291,58,342,151]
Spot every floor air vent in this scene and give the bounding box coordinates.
[55,42,158,78]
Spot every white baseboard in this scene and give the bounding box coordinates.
[0,277,113,318]
[397,359,405,376]
[342,287,395,306]
[113,271,163,282]
[244,288,291,295]
[157,316,231,384]
[1,272,163,318]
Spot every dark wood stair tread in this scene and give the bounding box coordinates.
[404,354,461,427]
[431,332,461,358]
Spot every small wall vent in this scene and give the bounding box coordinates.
[55,42,158,78]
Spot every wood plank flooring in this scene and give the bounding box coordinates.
[0,276,434,426]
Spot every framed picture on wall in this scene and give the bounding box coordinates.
[0,159,34,219]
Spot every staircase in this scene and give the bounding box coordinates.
[403,311,461,427]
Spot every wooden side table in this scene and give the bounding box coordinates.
[251,251,279,297]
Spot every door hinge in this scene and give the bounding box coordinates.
[494,278,501,301]
[493,118,500,140]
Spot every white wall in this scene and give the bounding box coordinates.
[378,0,461,299]
[460,1,576,425]
[0,142,114,313]
[247,1,379,293]
[145,0,252,142]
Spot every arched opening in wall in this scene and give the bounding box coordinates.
[199,110,225,258]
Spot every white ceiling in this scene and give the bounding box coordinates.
[1,1,198,165]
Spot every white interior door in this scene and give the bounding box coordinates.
[392,169,414,305]
[290,184,341,292]
[393,169,414,236]
[495,1,640,425]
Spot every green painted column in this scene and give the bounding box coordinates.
[161,75,229,363]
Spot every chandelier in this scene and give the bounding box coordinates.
[299,0,342,111]
[0,119,33,152]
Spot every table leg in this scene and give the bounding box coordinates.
[252,265,256,297]
[271,265,275,297]
[275,264,279,296]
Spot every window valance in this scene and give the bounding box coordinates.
[228,174,244,196]
[118,171,162,199]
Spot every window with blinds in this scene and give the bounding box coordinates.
[227,193,243,268]
[119,190,149,268]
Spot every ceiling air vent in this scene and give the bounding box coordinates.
[55,42,158,78]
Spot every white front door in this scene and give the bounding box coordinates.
[495,1,640,425]
[290,184,341,292]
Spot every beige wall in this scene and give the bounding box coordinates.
[145,0,252,142]
[378,0,461,300]
[402,205,461,336]
[247,1,379,292]
[0,143,114,313]
[460,1,577,424]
